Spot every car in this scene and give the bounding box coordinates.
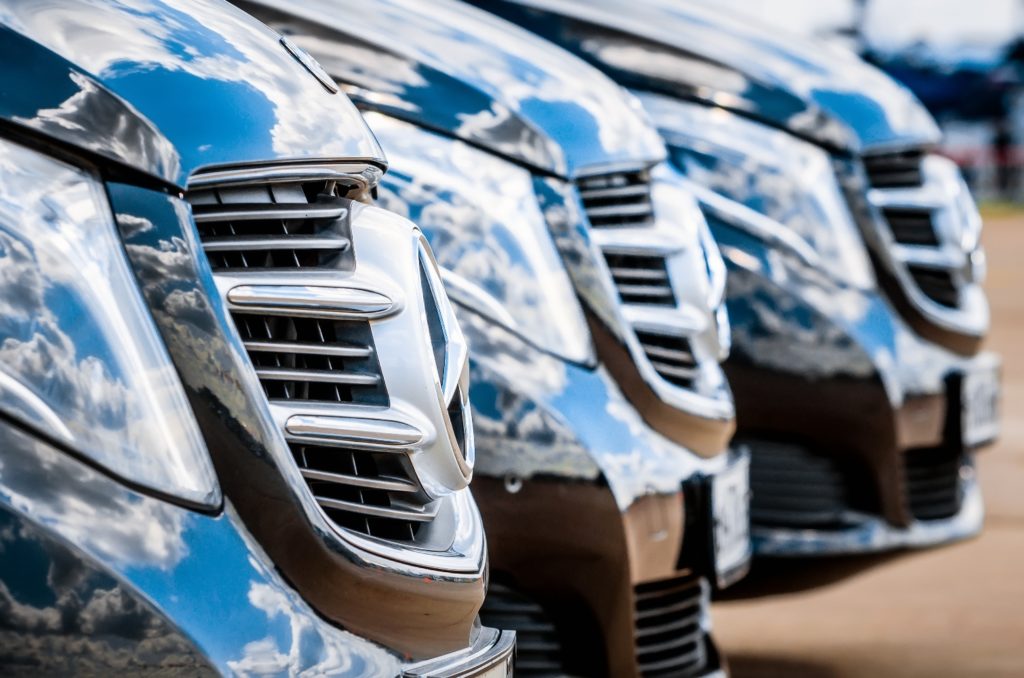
[234,1,751,675]
[474,0,1001,556]
[0,0,513,674]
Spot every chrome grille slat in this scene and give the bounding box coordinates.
[193,204,346,223]
[300,468,419,493]
[609,267,669,281]
[255,366,381,386]
[244,340,372,358]
[314,495,439,522]
[202,234,351,252]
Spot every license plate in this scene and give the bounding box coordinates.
[962,360,1000,447]
[711,454,751,586]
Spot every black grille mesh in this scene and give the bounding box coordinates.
[633,576,709,677]
[904,448,964,521]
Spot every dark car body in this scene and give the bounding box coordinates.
[475,0,1000,555]
[0,0,514,673]
[236,0,750,675]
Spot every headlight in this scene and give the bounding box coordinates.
[635,91,875,289]
[365,111,594,365]
[0,137,220,508]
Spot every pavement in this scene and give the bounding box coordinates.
[712,213,1024,677]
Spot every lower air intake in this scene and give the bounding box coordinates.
[479,583,567,677]
[748,441,878,529]
[633,576,709,678]
[904,448,964,521]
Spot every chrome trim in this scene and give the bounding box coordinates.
[402,627,516,678]
[282,410,426,449]
[243,340,372,358]
[863,154,989,337]
[193,204,348,223]
[202,234,350,252]
[300,467,419,492]
[316,495,439,522]
[255,367,381,386]
[189,162,383,191]
[222,281,399,319]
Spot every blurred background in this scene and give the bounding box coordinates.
[714,0,1024,203]
[708,2,1024,675]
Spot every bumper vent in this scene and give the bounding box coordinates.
[748,441,878,528]
[633,576,709,677]
[904,449,964,521]
[604,252,676,307]
[636,330,697,389]
[480,583,567,676]
[190,168,446,546]
[577,169,655,228]
[864,149,925,188]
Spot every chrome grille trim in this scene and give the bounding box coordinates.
[190,164,480,565]
[578,166,733,422]
[863,153,989,336]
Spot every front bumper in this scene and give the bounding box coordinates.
[460,308,739,676]
[403,626,516,677]
[754,468,983,556]
[711,216,997,556]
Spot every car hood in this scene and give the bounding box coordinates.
[234,0,666,179]
[471,0,942,154]
[0,0,384,189]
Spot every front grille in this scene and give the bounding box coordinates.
[603,252,676,306]
[633,576,708,677]
[862,151,983,328]
[748,441,878,528]
[233,313,387,405]
[577,169,655,228]
[191,170,435,544]
[904,449,964,521]
[191,183,353,270]
[480,583,567,676]
[908,265,959,308]
[636,330,697,389]
[864,149,924,188]
[293,442,435,541]
[882,207,939,246]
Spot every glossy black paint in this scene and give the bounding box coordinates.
[235,0,665,178]
[0,0,383,189]
[470,0,941,155]
[0,417,399,675]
